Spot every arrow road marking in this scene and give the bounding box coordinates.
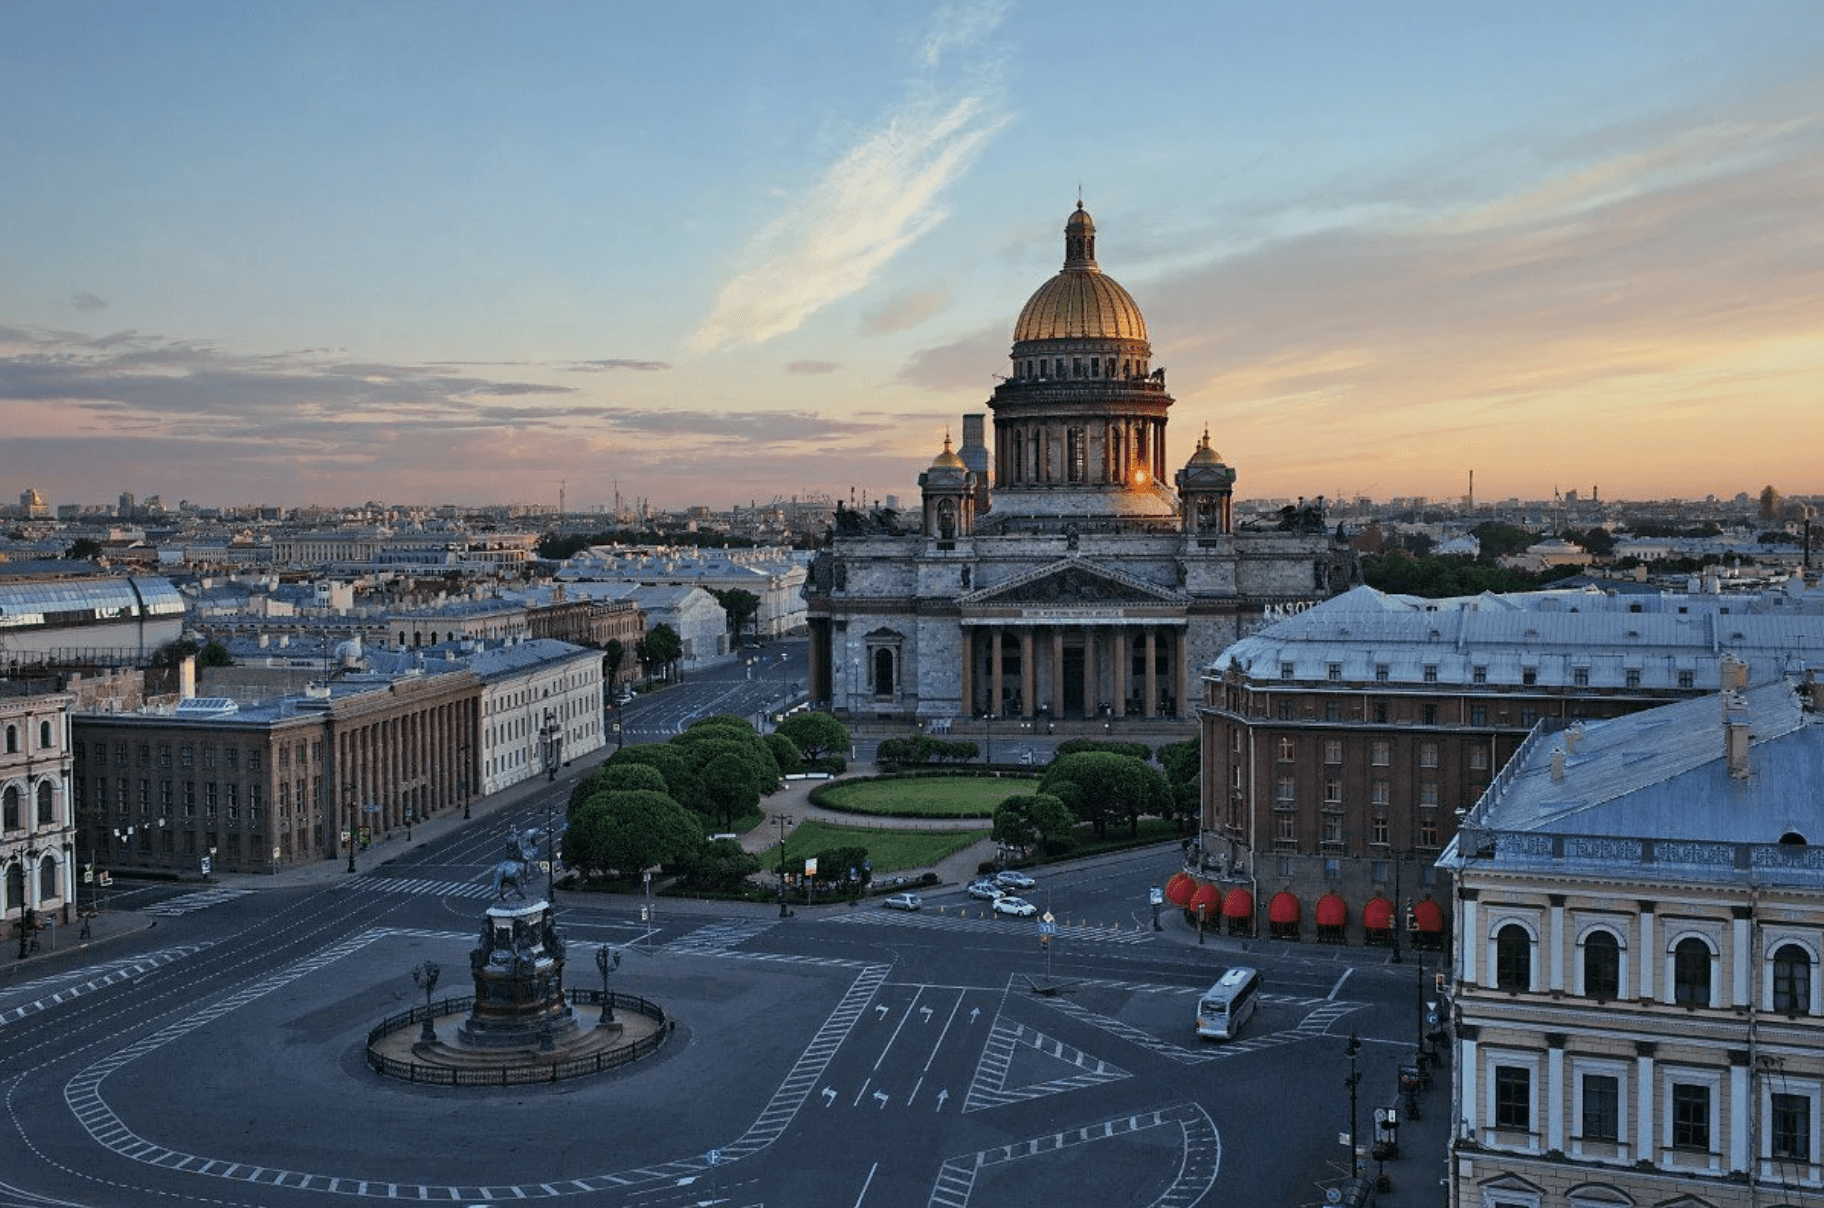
[969,1007,981,1023]
[875,1005,890,1020]
[936,1090,949,1112]
[920,1005,933,1022]
[873,1091,890,1109]
[822,1087,838,1106]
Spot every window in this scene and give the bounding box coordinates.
[1573,667,1590,687]
[1322,816,1343,844]
[38,782,54,824]
[1494,1065,1531,1131]
[1678,670,1694,689]
[1423,703,1438,725]
[1280,661,1295,679]
[1420,742,1439,768]
[1277,701,1294,720]
[1672,1082,1710,1150]
[2,785,17,830]
[1496,924,1531,991]
[1470,705,1488,726]
[1472,665,1487,685]
[1371,741,1391,766]
[1327,663,1342,682]
[1772,1092,1811,1162]
[1773,943,1812,1013]
[1323,857,1341,878]
[1274,813,1296,846]
[1277,738,1295,763]
[1275,777,1296,809]
[1584,931,1621,1000]
[1469,744,1490,770]
[3,725,14,754]
[40,720,53,748]
[1418,817,1438,848]
[1522,668,1538,686]
[1581,1074,1620,1142]
[1625,668,1641,689]
[1375,664,1389,682]
[1372,779,1390,806]
[1373,701,1387,724]
[1521,708,1537,727]
[1673,937,1712,1006]
[1372,815,1389,846]
[1371,859,1388,883]
[1324,702,1341,721]
[180,744,194,767]
[1324,739,1343,764]
[1423,664,1438,684]
[1323,777,1342,804]
[1419,782,1440,807]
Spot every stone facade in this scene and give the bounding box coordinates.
[806,204,1354,722]
[2,692,76,930]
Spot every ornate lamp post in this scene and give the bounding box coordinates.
[344,786,358,874]
[595,944,622,1029]
[411,960,440,1043]
[1344,1031,1363,1177]
[773,813,793,917]
[14,847,38,959]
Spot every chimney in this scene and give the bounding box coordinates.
[1723,690,1751,779]
[1551,749,1566,781]
[179,653,197,701]
[1720,653,1748,692]
[1565,722,1584,753]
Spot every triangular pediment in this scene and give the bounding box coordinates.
[961,558,1186,607]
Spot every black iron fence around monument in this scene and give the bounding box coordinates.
[365,988,670,1086]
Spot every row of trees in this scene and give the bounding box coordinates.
[561,711,852,890]
[987,737,1201,855]
[874,735,979,764]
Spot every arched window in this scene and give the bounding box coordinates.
[1673,937,1712,1006]
[39,720,52,749]
[1066,428,1086,482]
[2,785,17,831]
[3,862,20,910]
[1774,944,1811,1013]
[4,725,15,754]
[37,781,53,825]
[1010,431,1024,484]
[37,853,56,900]
[1495,923,1531,992]
[872,648,895,697]
[1584,930,1621,1000]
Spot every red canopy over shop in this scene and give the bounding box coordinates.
[1165,873,1196,907]
[1316,893,1348,928]
[1362,897,1395,931]
[1188,884,1222,917]
[1268,891,1301,925]
[1222,887,1253,919]
[1413,898,1445,933]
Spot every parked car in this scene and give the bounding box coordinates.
[994,870,1037,890]
[882,893,923,911]
[967,880,1004,900]
[993,895,1038,918]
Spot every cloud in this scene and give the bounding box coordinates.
[691,4,1010,350]
[565,359,672,373]
[71,293,107,312]
[786,360,840,375]
[896,329,1005,392]
[861,288,948,334]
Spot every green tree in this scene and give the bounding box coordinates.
[199,639,234,667]
[636,624,684,682]
[1156,736,1200,834]
[1471,522,1540,561]
[1039,751,1170,838]
[591,763,670,795]
[564,789,703,879]
[536,532,590,560]
[775,711,849,763]
[765,732,803,775]
[700,751,762,829]
[65,537,103,560]
[992,792,1076,852]
[1055,738,1153,762]
[711,588,762,648]
[598,745,707,815]
[673,838,762,892]
[602,638,627,693]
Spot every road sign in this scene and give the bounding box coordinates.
[1037,921,1059,937]
[1149,887,1164,905]
[1042,910,1055,923]
[200,857,211,874]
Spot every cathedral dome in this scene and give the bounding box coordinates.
[929,434,966,470]
[1012,204,1149,344]
[1186,427,1225,466]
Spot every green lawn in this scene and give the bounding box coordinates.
[762,820,990,874]
[815,775,1035,818]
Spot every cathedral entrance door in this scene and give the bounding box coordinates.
[1061,644,1085,718]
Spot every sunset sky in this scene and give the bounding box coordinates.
[3,1,1820,513]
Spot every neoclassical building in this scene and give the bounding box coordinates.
[806,203,1356,722]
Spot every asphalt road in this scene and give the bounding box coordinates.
[0,761,1445,1208]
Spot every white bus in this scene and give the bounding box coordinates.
[1195,966,1262,1040]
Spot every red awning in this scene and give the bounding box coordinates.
[1188,884,1221,916]
[1413,898,1445,933]
[1269,891,1301,925]
[1316,893,1348,928]
[1165,873,1196,907]
[1222,887,1253,919]
[1363,897,1395,931]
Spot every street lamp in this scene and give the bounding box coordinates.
[344,786,358,874]
[14,847,37,959]
[773,813,793,917]
[411,960,440,1044]
[981,711,993,765]
[541,709,562,783]
[595,944,622,1029]
[1344,1031,1363,1178]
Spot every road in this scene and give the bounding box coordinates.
[0,735,1445,1208]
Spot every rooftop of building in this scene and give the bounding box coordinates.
[1441,677,1824,883]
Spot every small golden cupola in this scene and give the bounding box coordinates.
[918,432,976,542]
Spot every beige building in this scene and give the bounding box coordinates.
[1440,671,1824,1208]
[3,692,76,935]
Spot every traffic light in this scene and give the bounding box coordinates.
[1434,972,1446,994]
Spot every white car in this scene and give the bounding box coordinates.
[967,880,1004,901]
[993,895,1038,918]
[994,870,1037,891]
[882,892,923,911]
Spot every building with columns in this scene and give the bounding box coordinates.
[3,692,76,937]
[1440,672,1824,1208]
[805,203,1356,722]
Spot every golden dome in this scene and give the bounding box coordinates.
[1187,426,1225,465]
[1012,203,1149,344]
[930,433,966,469]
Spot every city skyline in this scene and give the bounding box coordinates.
[2,1,1821,511]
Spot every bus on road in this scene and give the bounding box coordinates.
[1195,966,1262,1040]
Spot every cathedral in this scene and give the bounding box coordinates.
[805,203,1356,723]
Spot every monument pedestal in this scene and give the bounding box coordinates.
[458,900,578,1050]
